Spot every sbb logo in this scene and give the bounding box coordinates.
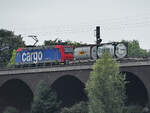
[22,51,43,63]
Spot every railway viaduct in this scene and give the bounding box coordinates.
[0,60,150,112]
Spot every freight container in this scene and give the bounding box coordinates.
[91,46,97,60]
[74,46,91,60]
[74,45,97,60]
[115,43,127,58]
[97,44,115,58]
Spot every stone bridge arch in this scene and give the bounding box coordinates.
[0,75,36,94]
[50,74,88,108]
[46,69,91,87]
[0,78,33,113]
[120,68,149,106]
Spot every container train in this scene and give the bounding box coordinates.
[15,42,127,65]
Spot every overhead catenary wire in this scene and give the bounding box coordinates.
[15,13,150,35]
[12,13,150,49]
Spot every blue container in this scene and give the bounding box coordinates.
[15,47,61,65]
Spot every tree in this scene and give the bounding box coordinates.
[30,80,61,113]
[44,38,86,47]
[60,101,88,113]
[86,52,126,113]
[122,40,147,57]
[0,29,25,67]
[44,38,62,46]
[3,107,19,113]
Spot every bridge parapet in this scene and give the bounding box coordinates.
[0,65,93,75]
[1,59,150,75]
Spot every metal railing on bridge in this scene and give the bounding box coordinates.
[1,58,150,71]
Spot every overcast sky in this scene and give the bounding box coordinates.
[0,0,150,49]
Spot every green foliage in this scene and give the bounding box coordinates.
[60,101,88,113]
[30,80,61,113]
[8,49,17,67]
[122,40,148,57]
[44,38,62,46]
[123,105,143,113]
[3,107,19,113]
[0,29,25,67]
[86,52,126,113]
[44,38,86,47]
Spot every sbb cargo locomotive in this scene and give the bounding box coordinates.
[15,43,127,65]
[15,45,74,65]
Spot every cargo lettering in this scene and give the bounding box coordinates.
[22,51,43,63]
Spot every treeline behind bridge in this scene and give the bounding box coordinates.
[0,29,149,68]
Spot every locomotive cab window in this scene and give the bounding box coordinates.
[64,47,73,54]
